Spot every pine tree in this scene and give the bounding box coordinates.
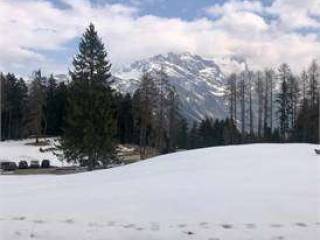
[0,73,4,141]
[308,60,319,111]
[255,71,264,139]
[225,73,238,143]
[225,73,237,122]
[188,121,199,149]
[288,74,300,129]
[263,68,275,140]
[116,93,134,144]
[59,23,116,170]
[137,72,157,159]
[223,118,240,145]
[55,82,68,135]
[198,117,214,147]
[247,70,254,139]
[0,73,27,140]
[276,64,292,141]
[132,90,142,145]
[176,117,188,149]
[45,75,59,136]
[166,86,179,152]
[307,60,319,143]
[238,71,247,141]
[25,70,46,143]
[154,67,167,152]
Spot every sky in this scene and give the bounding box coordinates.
[0,0,320,76]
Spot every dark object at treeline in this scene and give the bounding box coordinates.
[1,160,51,171]
[30,160,40,169]
[1,162,17,171]
[41,160,50,168]
[18,161,28,169]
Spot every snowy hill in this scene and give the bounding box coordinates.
[1,144,319,240]
[113,52,230,121]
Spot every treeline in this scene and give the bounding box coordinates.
[0,71,67,141]
[224,62,319,144]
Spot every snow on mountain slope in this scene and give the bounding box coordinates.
[1,144,319,240]
[113,52,229,121]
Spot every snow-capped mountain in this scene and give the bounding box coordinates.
[113,52,229,122]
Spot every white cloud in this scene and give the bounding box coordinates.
[205,0,264,16]
[0,0,320,76]
[204,0,320,71]
[267,0,320,30]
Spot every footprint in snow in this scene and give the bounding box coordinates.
[64,219,74,224]
[183,231,195,235]
[245,223,256,229]
[12,216,26,221]
[107,221,115,226]
[272,236,285,240]
[34,220,45,224]
[221,224,233,229]
[178,224,187,228]
[88,222,104,228]
[200,222,209,228]
[295,222,307,227]
[123,224,135,229]
[270,224,283,228]
[150,223,160,231]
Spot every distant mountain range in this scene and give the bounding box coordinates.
[113,52,246,122]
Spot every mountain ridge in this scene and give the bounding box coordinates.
[112,52,230,122]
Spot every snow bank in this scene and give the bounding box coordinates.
[0,144,319,239]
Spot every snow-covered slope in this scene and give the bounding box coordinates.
[1,144,319,240]
[113,52,229,121]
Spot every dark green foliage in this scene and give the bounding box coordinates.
[277,79,290,141]
[45,75,67,136]
[293,99,318,143]
[186,117,240,149]
[187,121,199,149]
[223,118,241,145]
[59,23,117,170]
[198,118,215,147]
[116,93,134,144]
[290,61,319,143]
[1,73,28,140]
[1,71,67,141]
[136,72,157,158]
[176,118,188,149]
[25,70,47,143]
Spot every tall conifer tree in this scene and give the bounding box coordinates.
[60,23,116,170]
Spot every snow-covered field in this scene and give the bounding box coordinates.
[0,139,64,167]
[1,144,320,239]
